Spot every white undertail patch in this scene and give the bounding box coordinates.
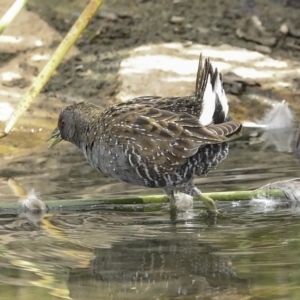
[198,57,229,126]
[214,73,229,118]
[199,74,215,126]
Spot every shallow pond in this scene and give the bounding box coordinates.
[0,0,300,298]
[0,127,299,300]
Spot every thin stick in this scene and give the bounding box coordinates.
[0,0,28,35]
[204,189,285,201]
[0,189,287,214]
[0,0,103,138]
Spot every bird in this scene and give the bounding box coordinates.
[48,53,242,211]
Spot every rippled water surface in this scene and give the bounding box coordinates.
[0,130,300,300]
[1,0,300,297]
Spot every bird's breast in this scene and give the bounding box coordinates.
[81,140,146,186]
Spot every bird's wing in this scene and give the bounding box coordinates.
[207,121,242,138]
[125,95,203,118]
[103,103,230,174]
[116,53,228,126]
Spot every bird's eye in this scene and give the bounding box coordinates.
[60,119,66,127]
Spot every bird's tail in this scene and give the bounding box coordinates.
[195,54,229,126]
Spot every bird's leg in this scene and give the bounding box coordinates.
[166,190,177,208]
[166,189,178,223]
[193,187,219,214]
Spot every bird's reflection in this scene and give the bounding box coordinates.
[66,235,249,299]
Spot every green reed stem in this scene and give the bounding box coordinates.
[0,189,287,213]
[0,0,28,35]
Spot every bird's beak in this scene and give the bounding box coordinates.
[47,128,62,148]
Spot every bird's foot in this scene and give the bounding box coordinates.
[196,194,220,215]
[193,187,220,215]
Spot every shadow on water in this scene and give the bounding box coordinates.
[0,127,300,299]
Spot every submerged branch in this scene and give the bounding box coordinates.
[204,189,285,201]
[0,189,287,214]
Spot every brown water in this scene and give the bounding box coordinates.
[0,129,299,300]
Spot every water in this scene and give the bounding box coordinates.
[0,128,299,300]
[0,0,299,296]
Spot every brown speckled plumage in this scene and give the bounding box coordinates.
[49,54,242,205]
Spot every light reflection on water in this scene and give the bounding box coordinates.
[0,135,300,299]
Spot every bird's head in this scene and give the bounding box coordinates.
[47,101,100,148]
[47,106,76,147]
